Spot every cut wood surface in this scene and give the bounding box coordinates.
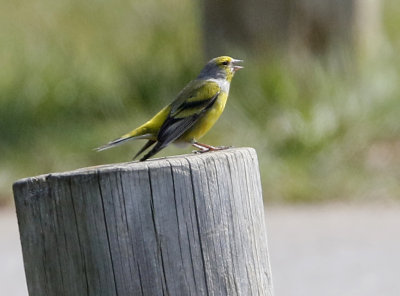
[13,147,273,296]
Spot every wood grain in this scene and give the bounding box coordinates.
[13,147,273,296]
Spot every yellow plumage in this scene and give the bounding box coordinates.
[96,56,243,161]
[178,91,228,143]
[119,106,171,141]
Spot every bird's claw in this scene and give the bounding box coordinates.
[215,145,233,150]
[192,145,232,155]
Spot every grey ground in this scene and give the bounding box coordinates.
[1,203,399,296]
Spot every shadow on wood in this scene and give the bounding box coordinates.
[13,147,273,296]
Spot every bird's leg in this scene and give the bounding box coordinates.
[192,142,215,152]
[192,142,230,154]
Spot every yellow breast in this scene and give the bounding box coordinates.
[178,91,228,143]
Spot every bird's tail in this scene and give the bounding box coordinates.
[95,126,154,152]
[133,140,156,160]
[95,105,170,153]
[140,141,168,161]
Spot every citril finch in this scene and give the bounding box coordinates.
[96,56,243,161]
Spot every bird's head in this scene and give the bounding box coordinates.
[198,56,243,82]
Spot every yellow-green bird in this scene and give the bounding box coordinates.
[96,56,243,161]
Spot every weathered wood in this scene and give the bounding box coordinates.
[13,147,273,296]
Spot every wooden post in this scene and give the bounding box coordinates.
[13,147,273,296]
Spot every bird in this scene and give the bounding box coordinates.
[96,56,243,161]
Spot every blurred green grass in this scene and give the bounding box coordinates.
[1,0,399,204]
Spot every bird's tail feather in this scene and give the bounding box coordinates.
[95,132,153,152]
[140,142,168,161]
[133,140,156,160]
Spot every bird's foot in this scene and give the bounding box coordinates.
[215,145,233,150]
[192,142,232,154]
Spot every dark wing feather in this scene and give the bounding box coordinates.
[133,140,156,160]
[157,92,219,144]
[140,97,218,161]
[139,81,220,161]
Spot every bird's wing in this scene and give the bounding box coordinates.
[170,80,219,113]
[139,80,220,160]
[159,79,220,143]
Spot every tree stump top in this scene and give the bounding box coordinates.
[14,147,259,186]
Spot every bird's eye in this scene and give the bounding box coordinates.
[221,61,229,65]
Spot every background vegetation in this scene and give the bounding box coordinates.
[1,0,399,204]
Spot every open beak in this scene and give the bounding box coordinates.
[232,58,244,72]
